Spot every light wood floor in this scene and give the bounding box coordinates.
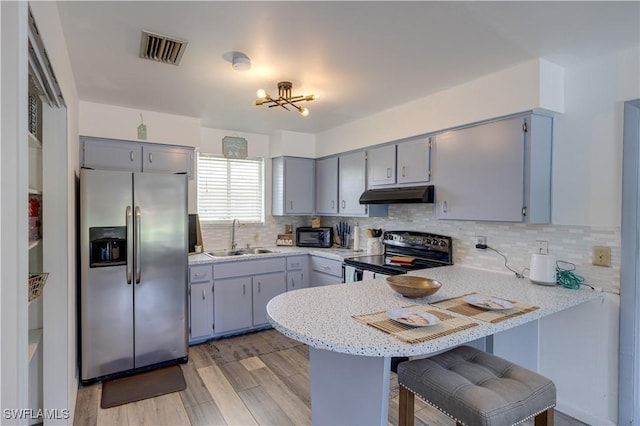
[74,329,585,426]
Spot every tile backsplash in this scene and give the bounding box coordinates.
[201,204,620,292]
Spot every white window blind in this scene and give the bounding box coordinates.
[197,153,264,223]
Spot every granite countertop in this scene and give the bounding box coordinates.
[266,265,603,357]
[188,246,363,265]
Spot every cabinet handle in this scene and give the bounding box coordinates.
[387,167,391,178]
[148,152,153,163]
[342,200,346,209]
[243,284,246,295]
[402,166,406,177]
[258,281,261,292]
[202,288,206,300]
[291,278,295,288]
[442,201,448,213]
[130,151,135,162]
[331,200,335,209]
[290,200,293,210]
[194,273,205,278]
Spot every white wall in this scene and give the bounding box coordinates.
[315,58,564,157]
[269,130,315,158]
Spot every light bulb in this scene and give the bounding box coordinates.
[300,107,309,117]
[256,89,266,99]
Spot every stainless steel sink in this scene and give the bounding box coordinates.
[207,247,276,257]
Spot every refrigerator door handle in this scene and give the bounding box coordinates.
[126,206,133,284]
[135,206,142,284]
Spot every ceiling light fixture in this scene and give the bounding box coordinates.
[255,81,319,117]
[222,51,251,71]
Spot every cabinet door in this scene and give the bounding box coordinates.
[284,157,315,215]
[315,157,339,215]
[143,145,194,178]
[214,277,253,334]
[368,145,396,186]
[287,270,304,291]
[189,282,213,342]
[338,151,367,216]
[397,138,431,184]
[252,272,286,326]
[81,137,142,172]
[434,116,525,221]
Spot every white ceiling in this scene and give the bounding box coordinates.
[56,1,639,135]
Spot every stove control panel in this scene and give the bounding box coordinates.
[382,231,451,252]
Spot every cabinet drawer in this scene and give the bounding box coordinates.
[286,256,305,270]
[189,264,212,283]
[214,257,286,279]
[310,256,342,277]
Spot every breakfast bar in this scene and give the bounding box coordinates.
[267,265,602,425]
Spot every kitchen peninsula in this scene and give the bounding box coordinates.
[267,265,602,425]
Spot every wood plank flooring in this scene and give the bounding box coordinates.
[74,329,585,426]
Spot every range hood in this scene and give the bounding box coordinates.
[359,185,434,204]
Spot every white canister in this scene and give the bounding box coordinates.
[529,253,557,285]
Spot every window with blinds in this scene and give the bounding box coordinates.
[197,153,265,223]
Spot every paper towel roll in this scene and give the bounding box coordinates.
[353,225,361,251]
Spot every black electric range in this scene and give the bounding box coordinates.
[343,230,452,278]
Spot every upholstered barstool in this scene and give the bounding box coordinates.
[397,345,556,426]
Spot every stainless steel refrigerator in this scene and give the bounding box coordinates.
[80,169,188,383]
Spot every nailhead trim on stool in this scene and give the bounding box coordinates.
[397,345,556,426]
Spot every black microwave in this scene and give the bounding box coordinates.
[296,227,333,248]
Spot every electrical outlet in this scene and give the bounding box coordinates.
[475,236,487,249]
[535,240,548,255]
[592,246,611,267]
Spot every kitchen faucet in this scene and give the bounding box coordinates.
[231,218,240,250]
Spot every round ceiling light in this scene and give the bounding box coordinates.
[222,51,251,71]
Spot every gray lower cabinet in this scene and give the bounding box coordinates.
[252,272,287,326]
[286,255,309,291]
[213,276,253,334]
[188,264,214,344]
[213,257,287,335]
[309,255,343,286]
[80,136,195,179]
[433,113,552,223]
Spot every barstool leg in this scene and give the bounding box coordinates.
[534,407,555,426]
[398,385,415,426]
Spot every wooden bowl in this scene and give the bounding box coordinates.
[386,275,442,298]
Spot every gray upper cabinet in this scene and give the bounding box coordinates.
[367,138,431,188]
[367,145,396,186]
[272,156,315,216]
[80,136,195,179]
[433,113,552,223]
[338,151,368,216]
[143,145,194,177]
[81,137,143,172]
[315,157,339,215]
[397,138,431,184]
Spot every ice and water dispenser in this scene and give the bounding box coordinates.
[89,227,127,267]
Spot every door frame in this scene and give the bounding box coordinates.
[619,99,640,425]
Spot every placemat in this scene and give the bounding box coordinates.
[352,305,478,344]
[429,292,539,323]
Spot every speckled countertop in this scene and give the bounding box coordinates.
[266,265,603,357]
[188,246,362,265]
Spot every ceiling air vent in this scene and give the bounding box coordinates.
[139,30,188,66]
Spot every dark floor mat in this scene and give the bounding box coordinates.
[100,365,186,409]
